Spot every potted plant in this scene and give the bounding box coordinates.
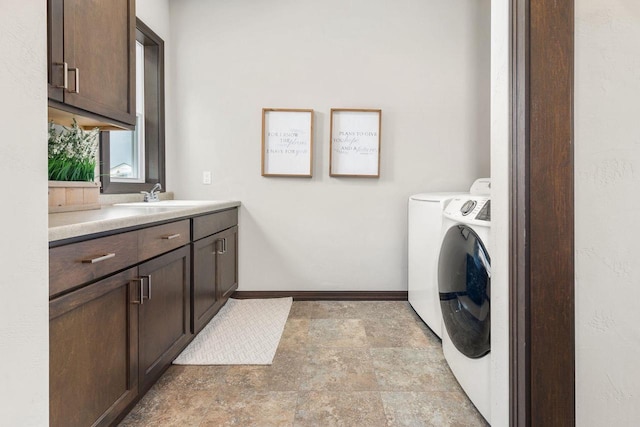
[48,119,101,213]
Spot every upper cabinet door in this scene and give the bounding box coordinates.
[47,0,64,102]
[48,0,136,127]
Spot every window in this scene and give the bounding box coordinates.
[100,18,165,193]
[109,41,145,182]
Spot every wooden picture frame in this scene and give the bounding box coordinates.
[329,109,381,177]
[261,108,314,177]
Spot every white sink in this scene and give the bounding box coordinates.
[115,200,218,207]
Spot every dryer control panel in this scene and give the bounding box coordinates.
[443,197,491,225]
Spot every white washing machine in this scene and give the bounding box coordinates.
[408,193,463,338]
[438,194,491,423]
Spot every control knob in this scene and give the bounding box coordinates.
[460,200,476,216]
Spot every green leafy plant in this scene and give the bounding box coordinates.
[48,119,99,182]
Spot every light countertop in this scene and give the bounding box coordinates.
[49,200,241,242]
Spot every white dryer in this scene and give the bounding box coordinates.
[438,195,491,423]
[407,192,462,338]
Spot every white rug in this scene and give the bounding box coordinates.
[173,297,292,365]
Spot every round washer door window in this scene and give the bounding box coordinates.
[438,225,491,358]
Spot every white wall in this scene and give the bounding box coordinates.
[575,1,640,425]
[137,0,170,36]
[489,0,510,424]
[0,0,49,425]
[169,0,491,292]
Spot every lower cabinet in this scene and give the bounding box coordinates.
[192,225,238,334]
[138,246,192,391]
[49,207,239,425]
[218,225,239,301]
[49,247,191,426]
[49,268,139,427]
[192,233,221,333]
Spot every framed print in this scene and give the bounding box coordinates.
[261,108,314,177]
[329,108,381,177]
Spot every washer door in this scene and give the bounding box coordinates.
[438,225,491,358]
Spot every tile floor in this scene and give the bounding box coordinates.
[119,301,489,427]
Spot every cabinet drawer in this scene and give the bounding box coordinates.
[50,231,138,297]
[138,220,190,261]
[193,209,238,241]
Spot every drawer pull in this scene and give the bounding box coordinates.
[54,62,68,89]
[162,233,181,240]
[214,238,228,254]
[131,278,144,305]
[142,275,152,300]
[68,67,79,93]
[81,253,116,264]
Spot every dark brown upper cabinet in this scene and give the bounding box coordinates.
[48,0,136,129]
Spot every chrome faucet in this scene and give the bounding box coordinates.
[141,183,162,202]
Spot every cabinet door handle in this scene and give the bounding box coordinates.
[215,238,224,254]
[162,233,181,240]
[81,253,115,264]
[68,67,79,93]
[141,275,152,300]
[131,278,144,305]
[223,238,228,254]
[54,62,68,89]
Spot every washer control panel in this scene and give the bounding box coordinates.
[444,196,491,225]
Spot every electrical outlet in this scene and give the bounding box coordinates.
[202,171,212,185]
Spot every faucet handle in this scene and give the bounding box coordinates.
[140,184,162,202]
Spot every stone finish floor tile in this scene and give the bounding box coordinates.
[199,389,298,427]
[371,348,462,392]
[381,391,489,427]
[294,391,387,427]
[363,317,439,348]
[288,301,419,321]
[299,347,379,391]
[152,365,229,392]
[278,318,310,349]
[308,318,368,347]
[119,389,211,426]
[223,348,305,391]
[287,301,323,319]
[119,301,486,427]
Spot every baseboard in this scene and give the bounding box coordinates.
[231,291,408,301]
